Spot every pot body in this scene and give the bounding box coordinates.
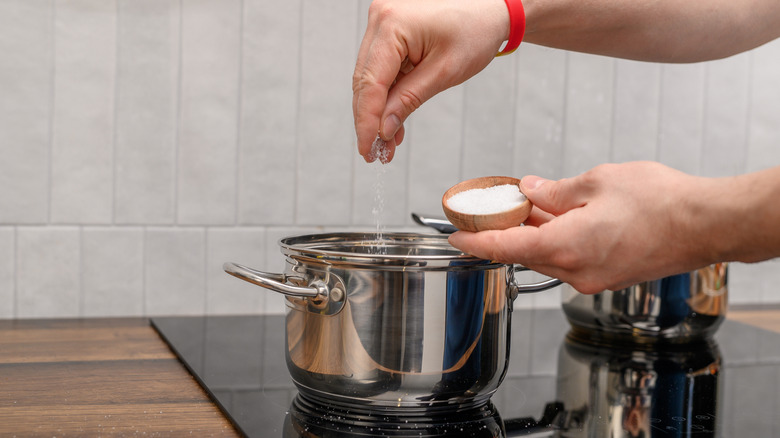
[561,263,728,344]
[226,232,559,409]
[283,233,513,409]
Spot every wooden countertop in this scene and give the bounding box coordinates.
[727,308,780,334]
[0,318,240,437]
[1,309,778,437]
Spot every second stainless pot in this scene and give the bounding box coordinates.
[224,232,560,409]
[562,263,728,344]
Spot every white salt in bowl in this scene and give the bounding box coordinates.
[442,176,532,232]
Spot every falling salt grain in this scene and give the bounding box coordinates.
[447,184,526,215]
[368,135,390,164]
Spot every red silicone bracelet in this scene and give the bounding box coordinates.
[496,0,526,56]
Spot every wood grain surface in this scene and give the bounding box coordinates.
[0,318,239,437]
[728,308,780,334]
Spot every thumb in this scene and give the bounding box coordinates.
[520,175,588,216]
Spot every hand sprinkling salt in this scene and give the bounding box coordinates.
[446,184,527,215]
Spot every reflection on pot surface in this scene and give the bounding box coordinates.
[555,333,722,437]
[562,263,728,344]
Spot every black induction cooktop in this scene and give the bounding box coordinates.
[151,309,780,437]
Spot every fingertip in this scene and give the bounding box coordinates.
[520,175,548,192]
[394,123,405,145]
[448,230,483,256]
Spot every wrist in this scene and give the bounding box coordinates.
[711,168,780,263]
[683,170,776,265]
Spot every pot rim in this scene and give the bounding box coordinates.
[278,231,501,268]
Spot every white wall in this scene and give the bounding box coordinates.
[1,0,779,318]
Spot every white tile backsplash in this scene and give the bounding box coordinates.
[513,45,566,178]
[563,52,614,177]
[611,59,660,163]
[701,53,751,177]
[0,228,14,318]
[0,0,53,225]
[1,3,780,317]
[17,226,80,317]
[295,0,358,225]
[406,86,465,218]
[82,226,144,316]
[145,227,206,315]
[658,63,705,175]
[238,0,302,225]
[114,0,179,225]
[177,0,241,225]
[747,41,780,173]
[462,58,517,179]
[50,0,116,224]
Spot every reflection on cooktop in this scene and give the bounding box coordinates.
[151,309,780,437]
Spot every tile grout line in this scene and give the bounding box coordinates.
[46,0,57,225]
[203,227,209,314]
[292,0,304,225]
[173,0,184,226]
[458,86,466,181]
[558,52,569,181]
[654,65,664,163]
[78,225,84,317]
[742,52,754,177]
[608,59,618,162]
[13,226,18,318]
[698,64,708,177]
[111,0,120,226]
[142,225,147,316]
[349,0,361,228]
[234,0,245,227]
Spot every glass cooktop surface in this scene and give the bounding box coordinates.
[151,309,780,437]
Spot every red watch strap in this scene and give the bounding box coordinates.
[496,0,526,56]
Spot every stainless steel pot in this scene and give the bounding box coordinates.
[224,232,560,409]
[561,263,728,344]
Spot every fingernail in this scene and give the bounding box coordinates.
[522,175,548,191]
[382,114,401,140]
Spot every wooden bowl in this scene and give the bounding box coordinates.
[442,176,532,232]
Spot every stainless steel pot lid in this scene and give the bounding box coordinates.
[278,232,500,270]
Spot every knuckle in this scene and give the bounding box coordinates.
[368,0,398,24]
[395,88,424,114]
[352,71,373,96]
[549,250,580,272]
[351,70,363,93]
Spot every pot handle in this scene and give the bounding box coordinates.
[223,262,331,302]
[512,265,562,296]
